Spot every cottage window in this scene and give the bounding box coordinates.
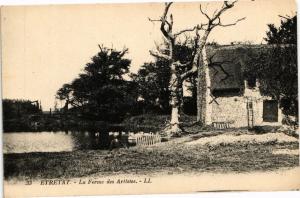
[247,77,256,89]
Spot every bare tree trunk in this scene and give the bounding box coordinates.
[203,46,212,125]
[149,2,197,136]
[188,32,209,124]
[196,60,204,123]
[197,46,212,125]
[166,63,182,134]
[150,1,244,133]
[169,102,181,134]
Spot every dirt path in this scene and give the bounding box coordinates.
[185,132,298,146]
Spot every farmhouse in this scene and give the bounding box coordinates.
[199,45,283,128]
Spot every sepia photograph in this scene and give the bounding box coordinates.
[1,0,299,197]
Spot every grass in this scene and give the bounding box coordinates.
[4,132,299,180]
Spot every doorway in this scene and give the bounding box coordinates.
[263,100,278,122]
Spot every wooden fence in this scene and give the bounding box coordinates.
[212,122,233,129]
[135,133,161,146]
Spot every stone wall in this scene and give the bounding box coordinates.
[211,81,282,128]
[211,95,282,128]
[211,96,248,128]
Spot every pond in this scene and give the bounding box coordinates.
[3,131,118,154]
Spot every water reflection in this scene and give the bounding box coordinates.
[3,131,112,154]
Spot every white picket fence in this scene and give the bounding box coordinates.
[212,122,233,129]
[133,133,161,146]
[109,132,161,147]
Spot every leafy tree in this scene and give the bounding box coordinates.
[56,83,73,113]
[245,15,297,117]
[265,15,296,44]
[132,40,196,114]
[244,46,297,102]
[56,45,138,122]
[264,15,297,117]
[132,61,170,113]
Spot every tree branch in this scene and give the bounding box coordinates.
[199,4,211,20]
[278,14,291,20]
[169,14,174,30]
[213,1,238,21]
[118,47,129,58]
[200,0,243,31]
[148,18,161,23]
[174,26,198,37]
[179,24,203,80]
[149,50,171,60]
[181,64,198,80]
[148,2,174,41]
[160,2,174,40]
[224,0,238,8]
[217,17,246,27]
[174,60,191,67]
[98,44,104,52]
[191,25,201,57]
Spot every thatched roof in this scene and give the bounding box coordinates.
[206,44,269,91]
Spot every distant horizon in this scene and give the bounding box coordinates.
[2,0,297,110]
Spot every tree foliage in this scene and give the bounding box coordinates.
[244,45,297,116]
[245,15,297,116]
[132,40,196,114]
[131,61,170,113]
[265,15,297,44]
[56,45,138,122]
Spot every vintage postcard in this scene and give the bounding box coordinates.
[1,0,299,197]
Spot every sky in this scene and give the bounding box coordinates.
[1,0,297,110]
